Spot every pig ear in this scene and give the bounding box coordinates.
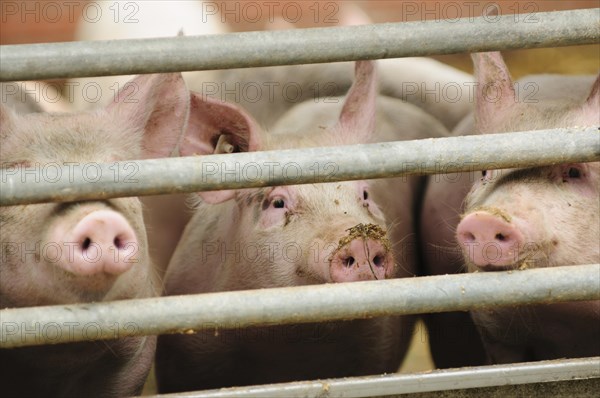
[180,92,262,204]
[180,93,261,156]
[334,60,377,144]
[472,52,516,133]
[107,73,190,159]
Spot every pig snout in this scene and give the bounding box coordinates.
[456,210,524,269]
[52,210,138,276]
[330,238,393,282]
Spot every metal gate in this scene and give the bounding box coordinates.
[1,8,599,397]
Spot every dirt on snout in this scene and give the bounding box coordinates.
[330,223,392,279]
[335,223,392,253]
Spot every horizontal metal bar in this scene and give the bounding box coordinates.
[1,264,598,348]
[1,128,598,206]
[146,357,600,398]
[1,9,598,82]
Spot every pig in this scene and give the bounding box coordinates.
[420,51,600,366]
[155,60,450,392]
[0,73,193,397]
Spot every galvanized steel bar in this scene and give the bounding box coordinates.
[1,9,599,81]
[1,127,598,206]
[145,357,600,398]
[1,263,598,348]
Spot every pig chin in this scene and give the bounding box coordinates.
[465,248,554,273]
[38,265,125,303]
[60,271,123,297]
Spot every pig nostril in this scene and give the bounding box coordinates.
[113,237,122,249]
[495,233,506,242]
[343,257,355,267]
[82,237,92,250]
[464,232,475,242]
[372,255,385,267]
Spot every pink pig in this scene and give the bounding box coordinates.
[421,51,599,365]
[155,60,449,392]
[0,73,191,396]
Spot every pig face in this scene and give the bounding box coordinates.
[179,61,397,287]
[456,52,600,271]
[459,163,600,271]
[221,181,393,286]
[0,73,191,307]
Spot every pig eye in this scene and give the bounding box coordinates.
[481,170,487,177]
[567,167,581,179]
[363,190,369,200]
[561,165,584,182]
[272,198,285,209]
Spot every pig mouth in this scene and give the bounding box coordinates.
[469,263,518,272]
[61,271,121,295]
[467,246,552,272]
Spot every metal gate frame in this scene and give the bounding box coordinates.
[1,8,599,397]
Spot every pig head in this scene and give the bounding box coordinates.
[171,60,397,291]
[455,52,600,363]
[458,52,599,273]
